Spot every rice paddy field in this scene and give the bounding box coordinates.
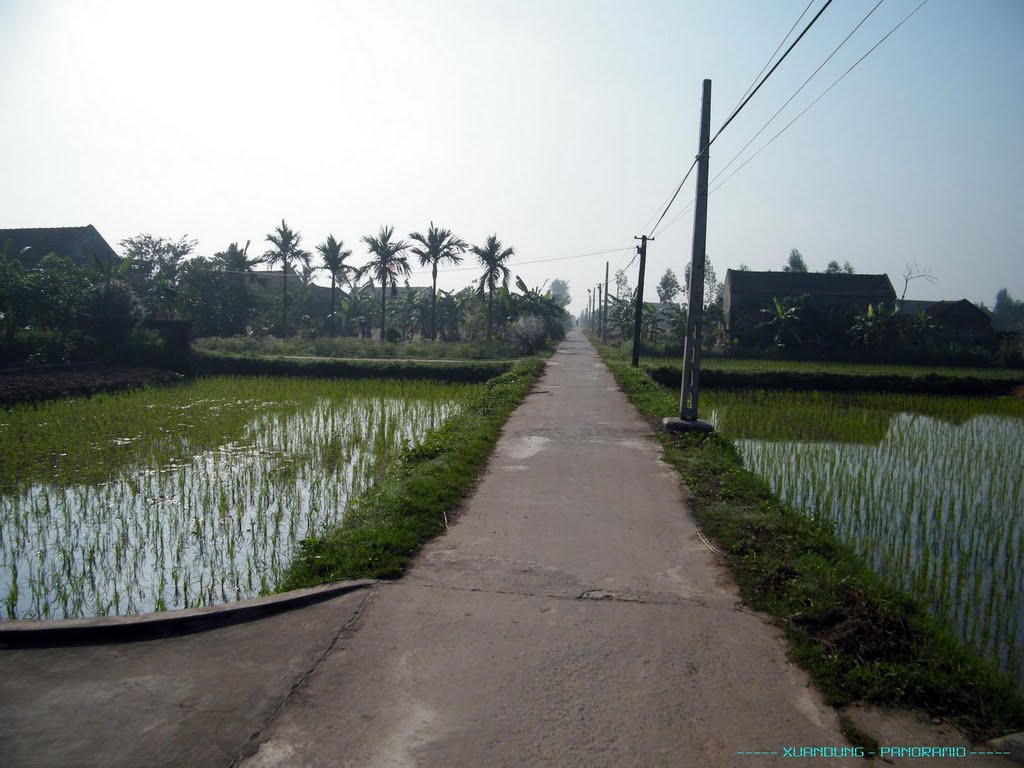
[703,389,1024,688]
[0,376,481,620]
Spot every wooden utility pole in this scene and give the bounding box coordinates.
[631,235,651,367]
[667,78,714,433]
[602,261,609,343]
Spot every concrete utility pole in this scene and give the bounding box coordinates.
[596,284,602,339]
[631,235,652,367]
[587,288,592,331]
[602,261,609,343]
[666,78,714,433]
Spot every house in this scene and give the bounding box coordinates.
[0,225,119,269]
[723,270,896,341]
[899,298,995,348]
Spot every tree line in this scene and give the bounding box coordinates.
[0,220,573,366]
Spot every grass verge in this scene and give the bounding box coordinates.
[194,350,513,383]
[194,335,524,360]
[278,357,545,587]
[596,350,1024,741]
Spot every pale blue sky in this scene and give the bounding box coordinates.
[1,0,1021,315]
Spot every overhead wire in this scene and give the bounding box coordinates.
[708,0,931,200]
[643,0,833,239]
[409,246,632,276]
[726,0,817,118]
[710,0,887,190]
[654,0,929,239]
[707,0,835,151]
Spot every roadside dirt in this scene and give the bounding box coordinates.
[0,366,183,407]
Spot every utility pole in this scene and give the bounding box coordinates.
[630,235,652,367]
[596,283,602,340]
[602,261,609,343]
[587,288,592,331]
[666,78,714,433]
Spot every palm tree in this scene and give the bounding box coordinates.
[212,241,262,335]
[213,240,260,275]
[409,222,467,341]
[471,234,515,339]
[359,226,411,341]
[316,235,355,337]
[263,220,311,336]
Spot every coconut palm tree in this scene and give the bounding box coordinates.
[409,222,467,341]
[213,240,260,274]
[263,220,310,336]
[358,226,411,341]
[471,234,514,339]
[211,241,262,335]
[316,235,355,337]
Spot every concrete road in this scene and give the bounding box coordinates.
[5,331,1004,767]
[236,331,847,767]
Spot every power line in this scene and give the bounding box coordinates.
[727,0,817,118]
[708,0,834,150]
[645,0,832,240]
[711,0,887,189]
[409,246,632,276]
[709,0,931,199]
[646,158,698,237]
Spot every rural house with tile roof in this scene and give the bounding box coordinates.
[0,225,119,269]
[723,270,896,343]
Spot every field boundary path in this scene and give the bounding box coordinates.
[2,330,1013,767]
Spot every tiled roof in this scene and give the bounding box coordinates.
[724,270,896,299]
[0,225,118,268]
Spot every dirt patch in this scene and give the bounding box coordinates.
[0,366,183,407]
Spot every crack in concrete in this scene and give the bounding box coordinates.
[383,578,708,608]
[228,586,376,767]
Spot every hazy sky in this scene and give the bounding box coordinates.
[2,0,1021,315]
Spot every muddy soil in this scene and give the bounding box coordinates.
[0,366,183,407]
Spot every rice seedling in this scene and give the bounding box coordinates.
[0,376,480,619]
[704,389,1024,687]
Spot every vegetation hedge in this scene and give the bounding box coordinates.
[278,357,545,586]
[193,350,513,383]
[644,364,1021,396]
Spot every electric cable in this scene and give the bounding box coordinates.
[708,0,834,150]
[645,0,833,239]
[709,0,930,199]
[711,0,886,189]
[727,0,816,117]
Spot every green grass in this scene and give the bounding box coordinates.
[595,352,1024,740]
[193,350,513,383]
[636,354,1024,381]
[1,376,486,618]
[278,357,546,587]
[194,335,526,360]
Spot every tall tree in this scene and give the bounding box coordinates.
[409,222,467,340]
[783,248,808,273]
[470,234,514,339]
[684,256,722,310]
[316,235,355,337]
[825,259,855,274]
[119,234,197,319]
[656,269,680,303]
[359,226,411,341]
[212,241,262,335]
[549,279,571,308]
[263,220,311,336]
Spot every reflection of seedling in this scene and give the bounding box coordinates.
[0,376,478,620]
[706,388,1024,687]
